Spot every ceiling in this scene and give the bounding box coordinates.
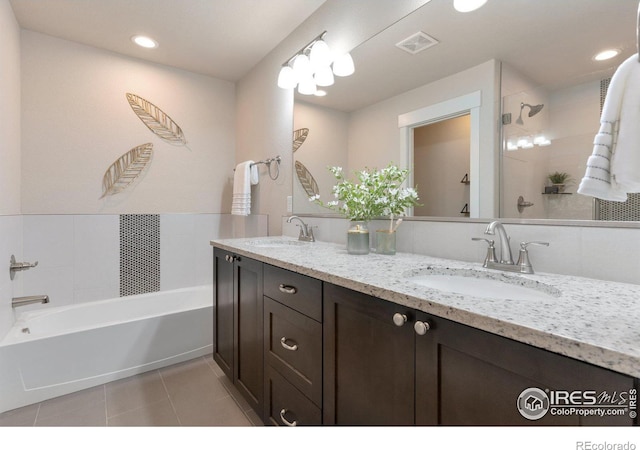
[9,0,327,81]
[9,0,639,111]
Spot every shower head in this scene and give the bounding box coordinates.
[515,102,544,125]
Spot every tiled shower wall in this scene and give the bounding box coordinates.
[13,213,267,311]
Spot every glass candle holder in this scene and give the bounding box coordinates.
[347,221,370,255]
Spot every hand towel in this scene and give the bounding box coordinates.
[578,53,640,201]
[231,161,253,216]
[250,163,259,186]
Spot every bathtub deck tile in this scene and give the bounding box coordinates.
[105,370,169,418]
[107,398,179,427]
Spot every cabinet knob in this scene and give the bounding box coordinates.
[279,408,298,427]
[278,284,298,295]
[414,320,431,335]
[225,254,236,263]
[280,337,298,351]
[392,313,408,327]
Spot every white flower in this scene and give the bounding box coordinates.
[308,194,320,202]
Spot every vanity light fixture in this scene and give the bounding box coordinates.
[277,31,354,94]
[593,49,620,61]
[131,35,158,49]
[453,0,488,13]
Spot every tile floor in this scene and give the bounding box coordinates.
[0,354,262,426]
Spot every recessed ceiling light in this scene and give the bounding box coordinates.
[453,0,488,13]
[593,49,620,61]
[314,90,327,97]
[131,35,158,49]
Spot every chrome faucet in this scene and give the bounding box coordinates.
[286,215,315,242]
[12,295,49,308]
[9,254,39,280]
[485,221,514,264]
[473,221,549,274]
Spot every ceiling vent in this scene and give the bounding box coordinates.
[395,31,439,55]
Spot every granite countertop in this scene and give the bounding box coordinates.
[211,236,640,379]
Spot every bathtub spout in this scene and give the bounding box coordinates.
[12,295,49,308]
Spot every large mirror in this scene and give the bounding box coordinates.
[291,0,639,223]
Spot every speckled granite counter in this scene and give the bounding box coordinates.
[211,236,640,379]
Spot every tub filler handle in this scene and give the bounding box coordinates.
[10,255,39,280]
[12,295,49,308]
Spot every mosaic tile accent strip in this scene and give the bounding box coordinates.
[595,78,640,221]
[120,214,160,296]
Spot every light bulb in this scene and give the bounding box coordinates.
[297,75,317,95]
[453,0,488,13]
[332,53,354,77]
[131,35,158,49]
[292,54,312,79]
[593,49,620,61]
[277,65,297,89]
[309,39,332,70]
[314,66,334,87]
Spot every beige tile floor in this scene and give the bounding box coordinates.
[0,354,262,426]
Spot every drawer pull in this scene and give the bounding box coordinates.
[279,408,297,427]
[392,313,408,327]
[280,337,298,351]
[278,284,298,295]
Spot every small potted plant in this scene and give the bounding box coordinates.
[547,171,573,192]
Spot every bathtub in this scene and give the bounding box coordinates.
[0,285,213,414]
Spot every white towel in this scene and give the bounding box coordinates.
[577,53,640,201]
[231,161,254,216]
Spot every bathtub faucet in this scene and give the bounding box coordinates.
[12,295,49,308]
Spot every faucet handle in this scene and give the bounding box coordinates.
[520,241,549,250]
[472,237,497,267]
[516,241,549,274]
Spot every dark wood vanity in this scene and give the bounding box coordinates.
[213,246,638,426]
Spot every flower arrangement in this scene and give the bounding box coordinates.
[311,163,420,230]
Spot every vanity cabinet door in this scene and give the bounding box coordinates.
[213,248,234,379]
[415,315,635,426]
[323,283,415,425]
[212,247,264,419]
[233,254,264,416]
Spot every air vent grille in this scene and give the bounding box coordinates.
[395,31,439,55]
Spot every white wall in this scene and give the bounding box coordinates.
[0,0,21,216]
[0,0,23,341]
[21,31,236,214]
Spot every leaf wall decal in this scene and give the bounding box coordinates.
[100,143,154,198]
[126,93,187,146]
[295,160,320,197]
[292,128,309,153]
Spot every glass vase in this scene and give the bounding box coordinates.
[347,221,370,255]
[376,229,396,255]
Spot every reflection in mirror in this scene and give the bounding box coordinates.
[291,0,639,224]
[413,114,470,217]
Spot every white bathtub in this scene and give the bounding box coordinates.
[0,286,213,414]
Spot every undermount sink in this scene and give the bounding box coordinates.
[245,239,309,248]
[405,267,561,301]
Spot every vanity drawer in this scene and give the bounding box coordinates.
[263,264,322,321]
[264,297,322,405]
[265,366,321,426]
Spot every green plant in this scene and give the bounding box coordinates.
[311,164,420,225]
[548,171,573,184]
